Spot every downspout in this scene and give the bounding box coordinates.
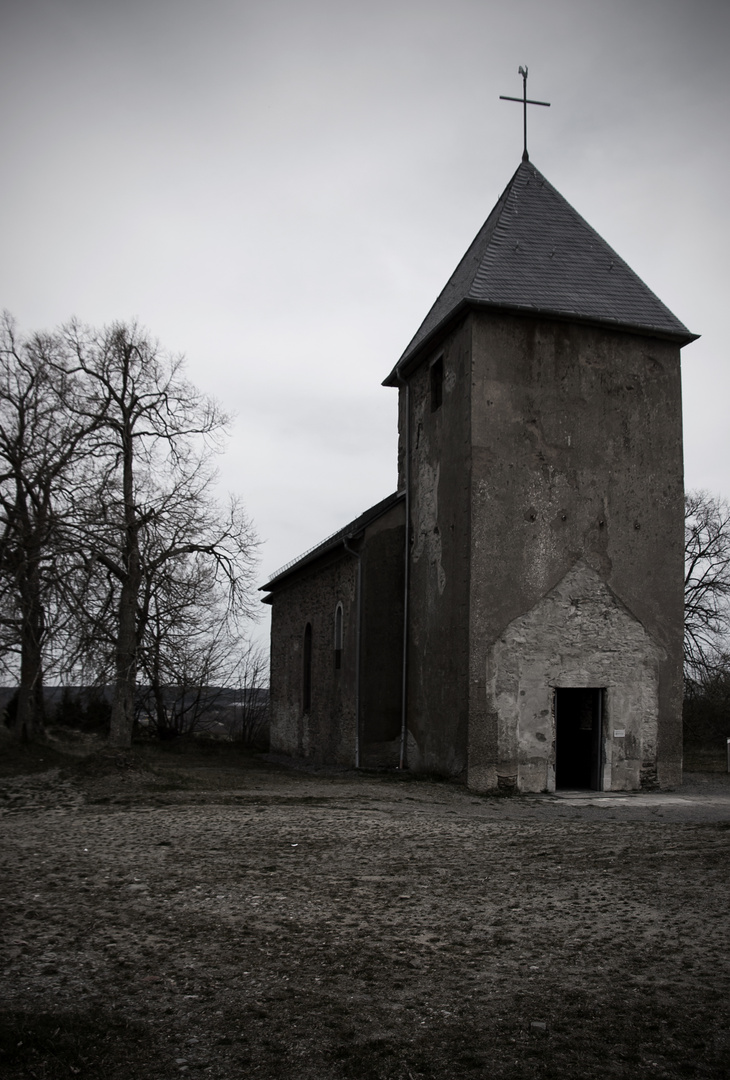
[343,537,362,768]
[396,371,410,770]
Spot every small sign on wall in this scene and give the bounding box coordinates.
[613,729,626,738]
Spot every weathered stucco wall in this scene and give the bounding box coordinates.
[404,317,472,776]
[268,501,405,769]
[467,313,684,789]
[271,302,684,786]
[269,554,358,766]
[359,507,405,766]
[469,561,663,792]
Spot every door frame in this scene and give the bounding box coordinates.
[554,686,604,791]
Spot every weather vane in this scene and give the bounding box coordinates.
[499,66,550,162]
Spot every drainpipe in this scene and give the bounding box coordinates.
[343,536,362,768]
[396,372,410,770]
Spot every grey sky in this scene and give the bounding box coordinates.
[2,0,728,651]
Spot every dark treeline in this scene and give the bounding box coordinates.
[0,314,261,748]
[1,681,269,747]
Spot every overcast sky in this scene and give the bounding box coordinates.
[2,0,728,653]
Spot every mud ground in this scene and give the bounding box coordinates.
[1,734,730,1080]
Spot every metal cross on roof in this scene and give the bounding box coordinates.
[500,66,550,162]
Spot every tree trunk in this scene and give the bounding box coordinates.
[13,557,46,742]
[15,641,45,742]
[109,571,139,748]
[150,647,168,738]
[108,417,140,750]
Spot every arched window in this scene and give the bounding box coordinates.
[334,603,343,670]
[302,623,312,714]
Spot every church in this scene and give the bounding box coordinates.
[261,153,697,792]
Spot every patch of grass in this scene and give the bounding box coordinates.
[473,784,522,799]
[58,746,145,776]
[0,738,75,777]
[374,768,457,785]
[0,1008,165,1080]
[141,736,262,763]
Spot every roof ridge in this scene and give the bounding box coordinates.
[472,160,533,295]
[383,162,526,379]
[383,159,696,384]
[516,163,686,327]
[261,490,404,591]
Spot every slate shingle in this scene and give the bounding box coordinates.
[260,490,404,592]
[385,160,696,383]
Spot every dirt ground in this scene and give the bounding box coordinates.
[2,732,730,1080]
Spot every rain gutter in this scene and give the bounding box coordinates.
[395,370,410,771]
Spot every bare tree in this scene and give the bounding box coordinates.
[684,490,730,680]
[57,320,258,747]
[0,315,92,740]
[135,545,251,740]
[232,639,269,747]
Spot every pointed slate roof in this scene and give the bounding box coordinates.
[260,490,404,596]
[384,160,696,384]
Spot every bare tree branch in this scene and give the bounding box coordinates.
[685,490,730,682]
[52,320,258,747]
[0,313,96,739]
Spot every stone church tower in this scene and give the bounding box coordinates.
[262,158,696,792]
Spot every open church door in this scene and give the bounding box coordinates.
[555,687,603,790]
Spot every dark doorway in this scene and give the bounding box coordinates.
[555,687,603,790]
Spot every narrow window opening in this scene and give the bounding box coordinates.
[334,603,343,670]
[302,623,312,714]
[430,356,444,412]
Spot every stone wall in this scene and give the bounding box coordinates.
[268,501,405,769]
[469,561,663,792]
[467,312,684,790]
[403,316,472,776]
[359,509,405,766]
[268,553,358,766]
